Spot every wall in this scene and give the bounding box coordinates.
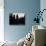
[40,0,46,27]
[4,0,40,42]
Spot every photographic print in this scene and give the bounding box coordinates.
[9,13,25,25]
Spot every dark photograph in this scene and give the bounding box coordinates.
[9,13,25,25]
